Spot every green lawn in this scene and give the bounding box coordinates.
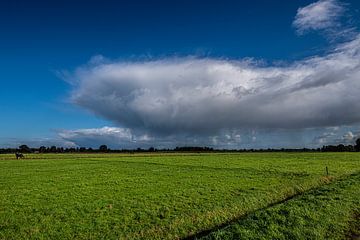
[0,153,359,239]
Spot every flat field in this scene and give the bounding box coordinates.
[0,153,359,239]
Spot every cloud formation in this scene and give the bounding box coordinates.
[293,0,345,35]
[69,35,360,138]
[59,0,360,149]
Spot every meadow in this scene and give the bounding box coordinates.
[0,152,359,239]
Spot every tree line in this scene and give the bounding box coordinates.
[0,138,359,154]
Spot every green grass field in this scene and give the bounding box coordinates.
[0,153,359,239]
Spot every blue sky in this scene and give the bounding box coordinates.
[1,0,360,149]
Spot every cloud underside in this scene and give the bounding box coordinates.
[57,126,360,149]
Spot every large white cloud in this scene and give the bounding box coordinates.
[69,35,360,137]
[54,0,360,149]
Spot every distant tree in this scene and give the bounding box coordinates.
[355,138,360,152]
[338,144,346,152]
[57,147,64,153]
[99,145,108,152]
[148,147,155,152]
[39,146,47,153]
[345,145,354,152]
[68,148,76,153]
[19,145,31,153]
[50,146,57,153]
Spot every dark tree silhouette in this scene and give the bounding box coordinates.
[99,145,108,152]
[19,145,30,153]
[39,146,46,153]
[50,146,57,153]
[355,138,360,152]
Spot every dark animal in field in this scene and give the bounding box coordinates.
[15,153,24,159]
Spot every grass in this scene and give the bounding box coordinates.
[0,152,359,239]
[202,173,360,239]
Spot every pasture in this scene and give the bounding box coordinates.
[0,152,359,239]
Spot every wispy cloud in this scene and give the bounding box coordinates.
[293,0,344,33]
[292,0,355,39]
